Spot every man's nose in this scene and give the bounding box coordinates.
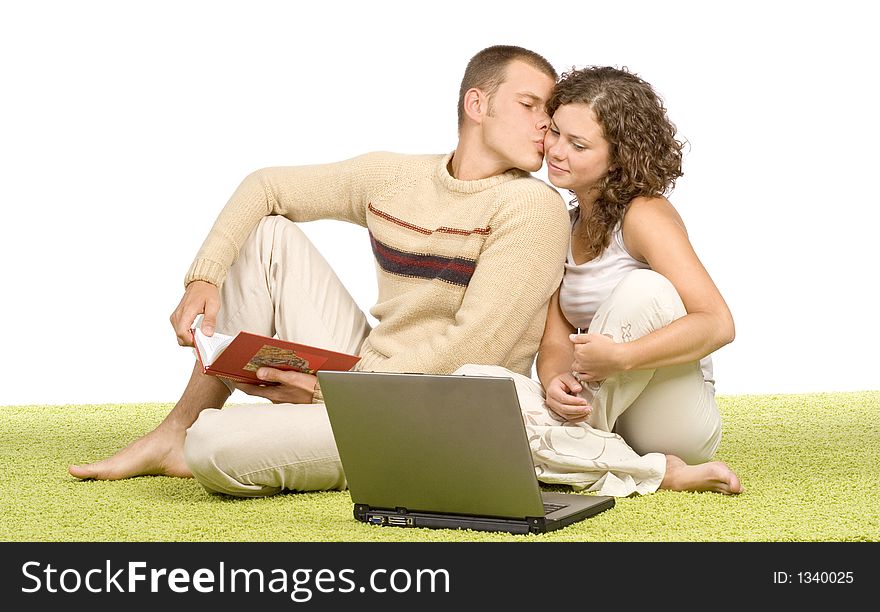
[536,112,550,132]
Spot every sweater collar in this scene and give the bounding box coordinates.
[436,152,528,194]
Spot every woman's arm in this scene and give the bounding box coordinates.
[537,288,591,420]
[537,288,576,386]
[573,196,734,380]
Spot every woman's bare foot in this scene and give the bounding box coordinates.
[68,424,192,481]
[660,454,743,495]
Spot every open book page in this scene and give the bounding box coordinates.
[192,327,236,366]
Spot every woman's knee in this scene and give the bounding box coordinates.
[618,270,682,312]
[596,269,686,336]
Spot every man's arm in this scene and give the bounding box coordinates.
[171,152,406,343]
[184,155,386,288]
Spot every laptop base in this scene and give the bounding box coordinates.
[355,494,615,535]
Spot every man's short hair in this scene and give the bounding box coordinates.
[457,45,557,129]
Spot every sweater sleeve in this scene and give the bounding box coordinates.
[184,152,413,287]
[376,181,570,374]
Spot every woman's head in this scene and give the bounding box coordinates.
[545,66,684,256]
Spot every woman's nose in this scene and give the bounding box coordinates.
[545,137,562,160]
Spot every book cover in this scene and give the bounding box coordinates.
[191,329,361,385]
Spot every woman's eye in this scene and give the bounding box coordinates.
[572,143,585,152]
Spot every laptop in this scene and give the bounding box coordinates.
[317,370,614,535]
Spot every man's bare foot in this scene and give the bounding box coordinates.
[68,424,192,481]
[660,454,743,495]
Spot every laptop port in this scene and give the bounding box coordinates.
[367,515,385,525]
[386,516,411,527]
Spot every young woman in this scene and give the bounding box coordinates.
[458,66,741,497]
[541,64,742,483]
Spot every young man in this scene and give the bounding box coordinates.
[69,45,573,496]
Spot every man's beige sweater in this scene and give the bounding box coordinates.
[186,152,570,377]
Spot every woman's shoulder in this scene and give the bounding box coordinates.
[623,196,685,231]
[626,195,675,216]
[621,196,687,261]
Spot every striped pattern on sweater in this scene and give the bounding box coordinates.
[369,231,477,287]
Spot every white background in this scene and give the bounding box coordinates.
[1,1,877,406]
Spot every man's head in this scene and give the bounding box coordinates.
[457,46,557,128]
[456,45,557,175]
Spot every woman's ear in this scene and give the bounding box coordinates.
[608,154,618,172]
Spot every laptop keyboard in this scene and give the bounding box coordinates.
[543,502,567,514]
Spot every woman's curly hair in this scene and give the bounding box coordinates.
[547,66,684,259]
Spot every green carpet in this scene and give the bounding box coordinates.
[2,392,878,542]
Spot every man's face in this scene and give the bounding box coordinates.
[481,60,555,173]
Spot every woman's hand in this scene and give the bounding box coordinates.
[570,333,625,382]
[544,372,591,423]
[234,368,318,404]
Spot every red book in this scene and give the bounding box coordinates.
[191,327,361,385]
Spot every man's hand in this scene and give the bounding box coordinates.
[170,280,221,346]
[544,372,591,423]
[570,333,623,382]
[234,368,318,404]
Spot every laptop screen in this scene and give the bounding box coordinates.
[318,371,546,519]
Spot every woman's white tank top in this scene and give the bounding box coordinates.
[559,211,649,331]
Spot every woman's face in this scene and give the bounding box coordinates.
[544,103,612,198]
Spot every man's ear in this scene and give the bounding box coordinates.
[462,87,488,125]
